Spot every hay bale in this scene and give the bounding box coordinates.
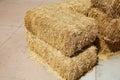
[25,4,98,57]
[88,8,120,43]
[88,8,120,56]
[64,0,92,14]
[91,0,120,18]
[26,31,97,80]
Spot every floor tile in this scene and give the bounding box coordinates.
[0,25,19,47]
[96,55,120,80]
[80,67,96,80]
[41,0,63,6]
[0,0,44,26]
[0,27,58,80]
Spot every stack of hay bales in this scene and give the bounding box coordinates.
[25,3,98,57]
[88,0,120,57]
[25,2,98,80]
[24,0,120,79]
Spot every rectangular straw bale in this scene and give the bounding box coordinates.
[88,8,120,43]
[24,4,98,57]
[26,31,97,80]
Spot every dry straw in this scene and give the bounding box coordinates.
[25,3,98,57]
[88,8,120,43]
[110,0,120,18]
[96,36,120,60]
[26,31,97,80]
[88,8,120,56]
[91,0,120,18]
[91,0,115,12]
[64,0,92,14]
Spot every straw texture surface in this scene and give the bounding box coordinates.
[26,31,97,80]
[25,3,98,57]
[88,8,120,55]
[98,36,120,53]
[88,8,120,43]
[64,0,92,14]
[96,37,120,60]
[91,0,120,18]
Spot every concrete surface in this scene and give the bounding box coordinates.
[0,0,120,80]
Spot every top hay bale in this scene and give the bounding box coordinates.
[25,3,98,57]
[88,0,120,53]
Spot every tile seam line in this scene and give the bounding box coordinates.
[0,25,22,49]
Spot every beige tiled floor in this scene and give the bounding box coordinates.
[0,0,120,80]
